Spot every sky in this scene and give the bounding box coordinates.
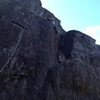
[41,0,100,44]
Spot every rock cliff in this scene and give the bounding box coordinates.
[0,0,100,100]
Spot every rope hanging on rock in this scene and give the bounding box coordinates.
[0,14,31,73]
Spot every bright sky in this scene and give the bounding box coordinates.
[41,0,100,44]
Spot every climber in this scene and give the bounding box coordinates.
[47,15,58,35]
[47,16,55,26]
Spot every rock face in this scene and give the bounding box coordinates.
[0,0,100,100]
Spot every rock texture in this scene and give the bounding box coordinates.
[0,0,100,100]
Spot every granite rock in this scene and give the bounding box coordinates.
[0,0,100,100]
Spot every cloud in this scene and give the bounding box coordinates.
[83,26,100,44]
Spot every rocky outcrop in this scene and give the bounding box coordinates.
[59,30,100,100]
[60,30,95,59]
[0,0,100,100]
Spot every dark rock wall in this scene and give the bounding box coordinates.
[0,0,100,100]
[59,30,100,100]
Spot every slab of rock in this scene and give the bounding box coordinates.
[0,0,100,100]
[60,30,96,59]
[59,30,100,100]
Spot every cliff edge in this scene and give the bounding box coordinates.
[0,0,100,100]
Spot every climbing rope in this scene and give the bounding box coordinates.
[0,14,31,73]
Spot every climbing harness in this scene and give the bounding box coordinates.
[0,14,31,73]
